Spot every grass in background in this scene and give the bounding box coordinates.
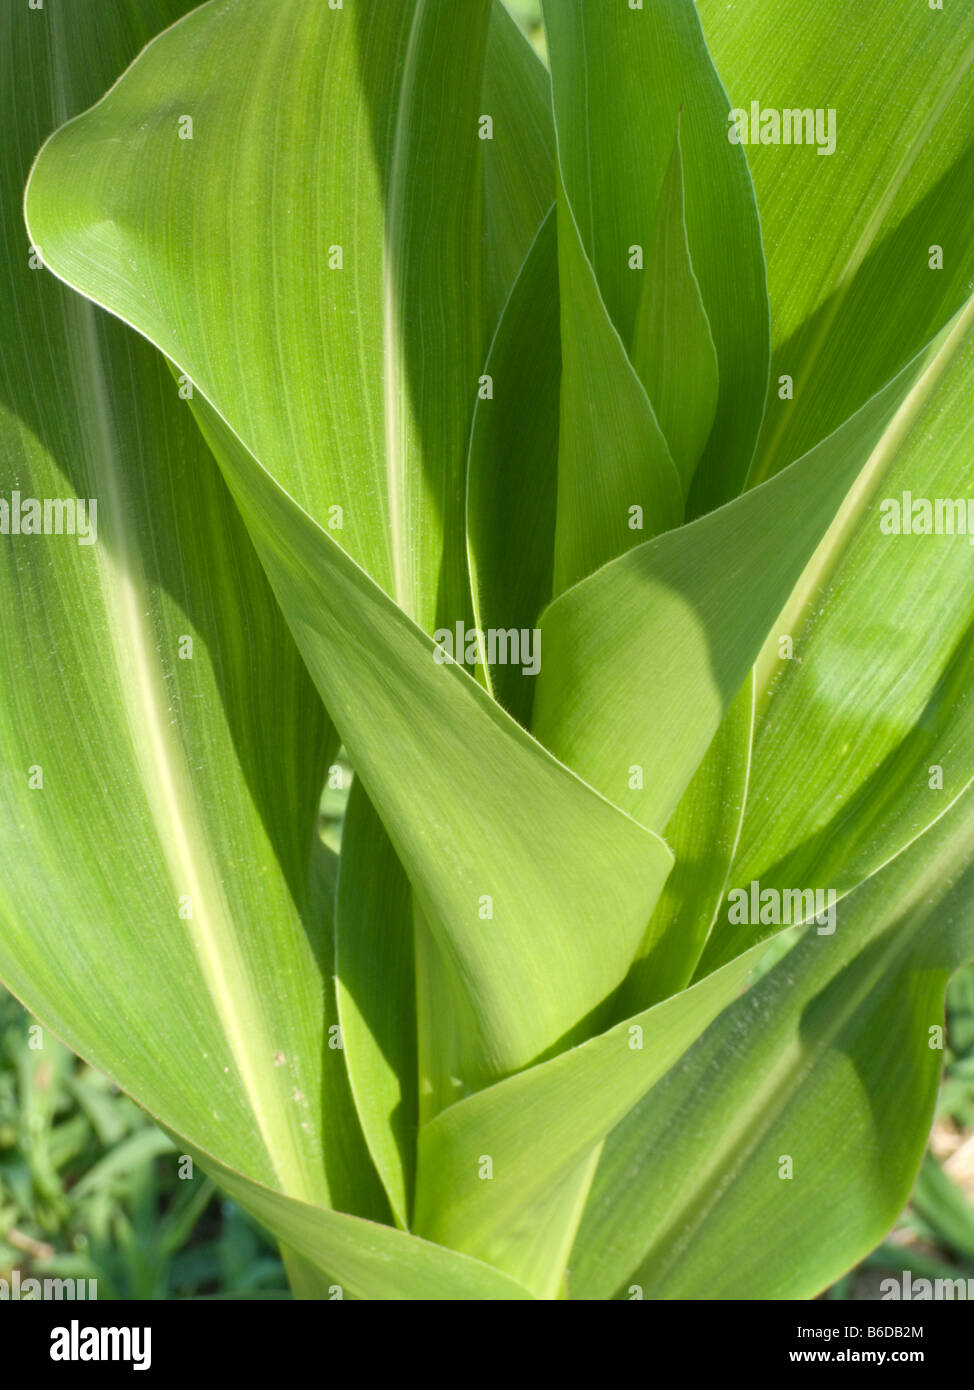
[0,987,287,1299]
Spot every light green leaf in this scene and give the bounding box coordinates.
[541,0,769,510]
[183,395,674,1102]
[0,0,385,1230]
[702,296,974,975]
[568,783,974,1299]
[532,309,968,844]
[180,1135,535,1301]
[467,204,559,727]
[630,122,720,493]
[24,0,498,633]
[482,1,555,322]
[697,0,974,487]
[619,674,755,1013]
[414,933,770,1296]
[552,175,683,594]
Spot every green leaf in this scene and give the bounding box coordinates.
[568,784,974,1299]
[541,0,769,510]
[701,295,974,974]
[482,2,555,322]
[697,0,974,487]
[630,121,720,493]
[180,1136,535,1301]
[532,308,969,845]
[552,174,682,593]
[414,934,770,1296]
[24,0,499,633]
[467,204,559,726]
[0,0,384,1227]
[25,0,609,1117]
[619,675,755,1013]
[335,780,416,1228]
[184,396,674,1103]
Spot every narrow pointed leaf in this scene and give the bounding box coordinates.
[482,2,555,322]
[630,123,720,492]
[467,205,559,726]
[335,780,416,1228]
[552,181,683,594]
[541,0,770,509]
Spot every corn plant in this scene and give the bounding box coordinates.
[2,0,973,1301]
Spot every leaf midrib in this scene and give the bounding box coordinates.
[74,295,316,1202]
[754,292,974,712]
